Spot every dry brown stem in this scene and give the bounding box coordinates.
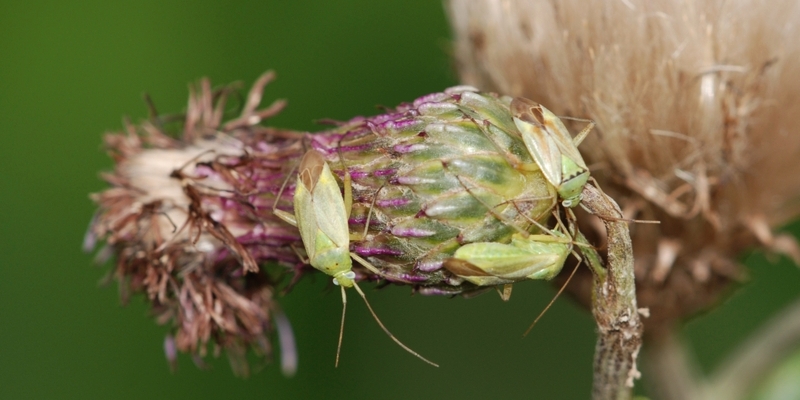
[579,184,644,400]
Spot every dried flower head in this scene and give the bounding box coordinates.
[86,72,305,376]
[448,0,800,333]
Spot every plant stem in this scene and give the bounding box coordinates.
[703,294,800,400]
[643,330,700,400]
[579,184,644,400]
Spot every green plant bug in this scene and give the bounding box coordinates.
[443,212,583,332]
[511,97,595,208]
[273,149,438,368]
[443,225,572,288]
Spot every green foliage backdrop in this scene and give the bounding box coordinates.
[1,1,797,399]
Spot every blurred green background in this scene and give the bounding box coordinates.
[1,1,799,399]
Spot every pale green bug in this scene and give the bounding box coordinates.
[442,211,577,299]
[443,213,583,333]
[273,148,438,368]
[442,229,571,287]
[510,97,595,208]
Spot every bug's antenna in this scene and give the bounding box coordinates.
[523,258,581,337]
[352,282,439,367]
[335,285,347,367]
[272,162,300,220]
[360,185,384,239]
[583,180,660,224]
[581,204,661,224]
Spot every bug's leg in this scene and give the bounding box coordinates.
[343,169,354,220]
[444,167,531,237]
[536,208,591,253]
[347,187,415,284]
[561,209,599,251]
[500,192,558,216]
[335,285,347,367]
[336,143,379,241]
[351,253,406,286]
[561,213,586,263]
[272,161,300,226]
[496,284,513,301]
[558,116,595,147]
[351,282,439,367]
[338,164,358,238]
[350,185,383,241]
[334,140,357,220]
[511,206,569,241]
[574,226,608,280]
[350,252,415,285]
[560,208,586,260]
[470,116,538,171]
[455,116,561,227]
[288,243,310,265]
[349,253,382,276]
[520,209,586,336]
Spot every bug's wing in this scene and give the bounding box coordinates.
[310,161,350,248]
[537,104,588,170]
[442,258,494,277]
[293,175,318,259]
[450,242,560,280]
[511,97,563,187]
[482,255,560,279]
[442,258,516,286]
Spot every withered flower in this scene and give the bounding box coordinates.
[86,73,305,376]
[448,0,800,398]
[448,0,800,335]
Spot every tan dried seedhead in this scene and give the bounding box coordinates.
[448,0,800,334]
